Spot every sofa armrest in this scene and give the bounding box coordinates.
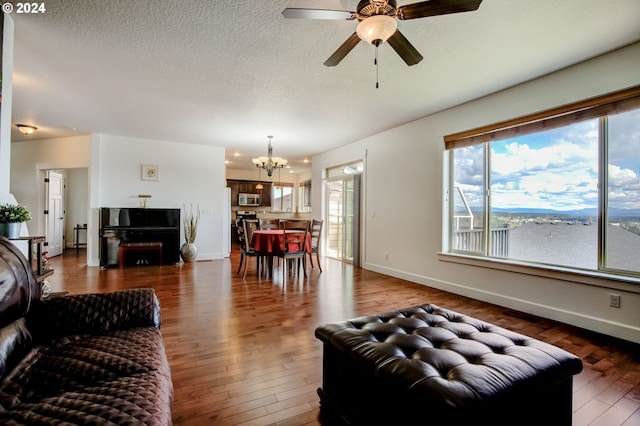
[28,288,161,341]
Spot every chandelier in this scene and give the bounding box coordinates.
[252,135,287,177]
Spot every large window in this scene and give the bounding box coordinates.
[446,87,640,277]
[272,183,294,212]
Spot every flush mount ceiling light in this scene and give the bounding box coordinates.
[252,135,288,177]
[16,124,38,135]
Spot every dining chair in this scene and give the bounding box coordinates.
[279,219,309,232]
[236,219,246,274]
[276,220,308,280]
[258,218,280,230]
[308,219,323,272]
[241,219,260,279]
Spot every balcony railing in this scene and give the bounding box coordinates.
[452,228,510,257]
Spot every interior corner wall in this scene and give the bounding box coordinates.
[95,134,227,264]
[313,42,640,344]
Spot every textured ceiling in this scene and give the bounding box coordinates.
[10,0,640,173]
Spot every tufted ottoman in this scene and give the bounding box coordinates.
[315,304,583,426]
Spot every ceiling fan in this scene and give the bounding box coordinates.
[282,0,483,67]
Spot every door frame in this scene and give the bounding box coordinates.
[324,161,364,266]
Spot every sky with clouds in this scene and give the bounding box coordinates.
[453,108,640,213]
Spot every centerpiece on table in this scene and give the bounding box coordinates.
[181,204,200,262]
[0,203,31,239]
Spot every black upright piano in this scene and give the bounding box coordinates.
[99,207,180,267]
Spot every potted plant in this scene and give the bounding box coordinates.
[181,204,200,262]
[0,203,31,239]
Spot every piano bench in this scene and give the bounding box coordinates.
[118,242,163,268]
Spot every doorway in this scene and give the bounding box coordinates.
[42,168,89,260]
[325,161,363,267]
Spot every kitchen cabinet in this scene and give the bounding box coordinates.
[228,181,239,206]
[227,180,271,207]
[259,182,271,206]
[237,182,254,193]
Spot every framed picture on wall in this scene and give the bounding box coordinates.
[141,164,159,181]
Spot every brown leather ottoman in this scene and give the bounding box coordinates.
[315,304,583,426]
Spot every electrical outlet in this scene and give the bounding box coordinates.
[609,294,621,308]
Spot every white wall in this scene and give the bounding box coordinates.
[226,167,302,183]
[95,134,227,265]
[65,168,88,248]
[10,135,92,237]
[314,42,640,343]
[11,133,228,267]
[0,14,14,197]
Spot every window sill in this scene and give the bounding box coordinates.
[438,252,640,294]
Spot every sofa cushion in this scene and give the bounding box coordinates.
[0,327,172,425]
[0,237,41,329]
[0,318,32,380]
[29,288,162,342]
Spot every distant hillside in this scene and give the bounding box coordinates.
[489,207,640,217]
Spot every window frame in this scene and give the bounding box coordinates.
[443,86,640,282]
[271,182,294,212]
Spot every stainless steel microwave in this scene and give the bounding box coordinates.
[238,193,260,206]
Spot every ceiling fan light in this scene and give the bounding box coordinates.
[356,15,397,45]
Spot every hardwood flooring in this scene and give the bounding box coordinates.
[47,248,640,426]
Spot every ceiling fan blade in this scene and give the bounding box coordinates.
[324,32,361,67]
[282,8,355,20]
[386,30,424,66]
[397,0,482,20]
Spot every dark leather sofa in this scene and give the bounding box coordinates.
[316,304,583,426]
[0,236,173,424]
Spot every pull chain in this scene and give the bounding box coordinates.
[375,42,379,89]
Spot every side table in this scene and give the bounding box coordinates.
[74,224,87,250]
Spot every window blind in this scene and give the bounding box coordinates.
[444,86,640,150]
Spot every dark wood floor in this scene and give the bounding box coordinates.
[47,248,640,426]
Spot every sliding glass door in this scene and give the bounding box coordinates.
[325,162,362,265]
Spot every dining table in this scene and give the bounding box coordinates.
[251,229,312,278]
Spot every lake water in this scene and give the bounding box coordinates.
[509,222,640,272]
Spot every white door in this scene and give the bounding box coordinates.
[46,171,65,257]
